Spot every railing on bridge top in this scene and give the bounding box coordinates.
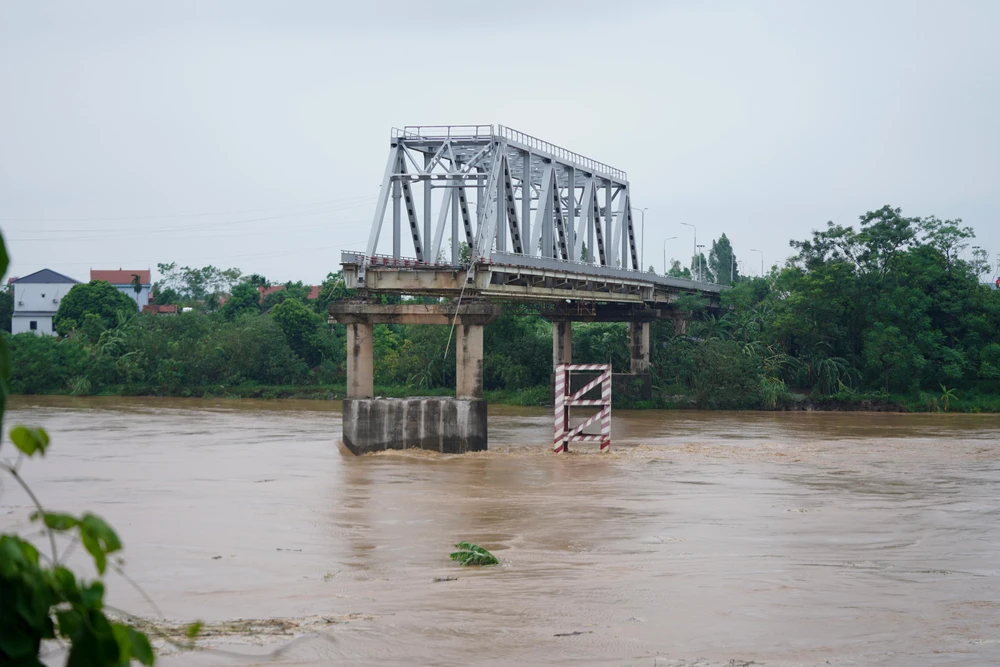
[392,125,627,181]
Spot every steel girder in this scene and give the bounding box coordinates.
[358,125,638,285]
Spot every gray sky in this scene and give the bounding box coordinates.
[2,0,998,284]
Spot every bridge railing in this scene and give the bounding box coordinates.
[394,125,495,141]
[390,124,627,181]
[496,125,627,181]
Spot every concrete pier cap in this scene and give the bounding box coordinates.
[329,300,499,454]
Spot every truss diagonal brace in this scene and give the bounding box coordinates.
[360,143,401,284]
[501,156,523,254]
[397,155,424,262]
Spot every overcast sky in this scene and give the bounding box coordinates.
[1,0,998,284]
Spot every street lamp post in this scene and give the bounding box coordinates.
[750,248,764,277]
[680,222,696,280]
[663,236,677,275]
[631,207,647,271]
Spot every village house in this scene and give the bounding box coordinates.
[9,268,79,335]
[91,269,151,310]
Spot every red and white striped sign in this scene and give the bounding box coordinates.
[554,364,611,453]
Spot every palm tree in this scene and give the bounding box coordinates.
[939,384,958,412]
[130,274,142,309]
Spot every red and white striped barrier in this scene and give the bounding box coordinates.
[554,364,611,453]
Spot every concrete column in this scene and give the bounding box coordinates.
[629,321,650,373]
[552,320,572,367]
[673,317,687,335]
[456,323,484,399]
[347,322,374,398]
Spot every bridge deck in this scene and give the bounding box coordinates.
[342,251,724,306]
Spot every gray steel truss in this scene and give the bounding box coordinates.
[352,125,723,306]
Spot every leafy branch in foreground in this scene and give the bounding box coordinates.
[0,230,198,666]
[449,542,499,566]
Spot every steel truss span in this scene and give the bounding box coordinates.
[348,125,724,306]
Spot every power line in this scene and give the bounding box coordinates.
[0,194,374,223]
[6,201,375,242]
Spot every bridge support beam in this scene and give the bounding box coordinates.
[629,320,650,373]
[552,321,572,366]
[456,323,485,399]
[346,322,374,399]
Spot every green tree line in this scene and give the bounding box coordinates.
[5,206,1000,410]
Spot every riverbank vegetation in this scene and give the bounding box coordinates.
[7,206,1000,412]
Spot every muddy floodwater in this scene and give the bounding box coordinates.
[3,397,1000,666]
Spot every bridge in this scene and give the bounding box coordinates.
[330,125,726,453]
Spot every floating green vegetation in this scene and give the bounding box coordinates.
[449,542,499,566]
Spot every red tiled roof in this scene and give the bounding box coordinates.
[141,304,177,314]
[91,269,151,285]
[258,285,285,300]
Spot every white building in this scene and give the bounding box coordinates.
[10,269,80,336]
[90,269,151,310]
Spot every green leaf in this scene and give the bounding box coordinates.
[0,231,9,281]
[30,511,79,531]
[112,623,155,666]
[185,620,204,639]
[9,425,50,457]
[449,541,498,566]
[80,580,105,609]
[56,608,83,639]
[80,527,106,574]
[79,514,122,575]
[128,627,155,665]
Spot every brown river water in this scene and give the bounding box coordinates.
[2,396,1000,666]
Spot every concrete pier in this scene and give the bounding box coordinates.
[341,397,487,454]
[329,302,499,454]
[629,320,650,373]
[346,322,374,398]
[552,320,572,366]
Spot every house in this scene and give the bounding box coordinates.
[142,304,177,315]
[10,269,79,335]
[91,269,151,310]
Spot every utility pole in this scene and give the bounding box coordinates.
[697,244,706,282]
[750,248,763,277]
[663,236,677,275]
[680,222,696,280]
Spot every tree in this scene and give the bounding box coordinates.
[667,260,692,279]
[155,262,242,301]
[708,233,740,284]
[0,288,12,332]
[260,281,311,311]
[971,247,991,282]
[130,273,143,307]
[313,271,355,313]
[220,282,261,320]
[917,216,974,273]
[246,274,269,289]
[55,280,137,334]
[271,297,325,366]
[690,252,714,282]
[152,286,180,305]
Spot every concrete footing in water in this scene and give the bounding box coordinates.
[341,397,488,455]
